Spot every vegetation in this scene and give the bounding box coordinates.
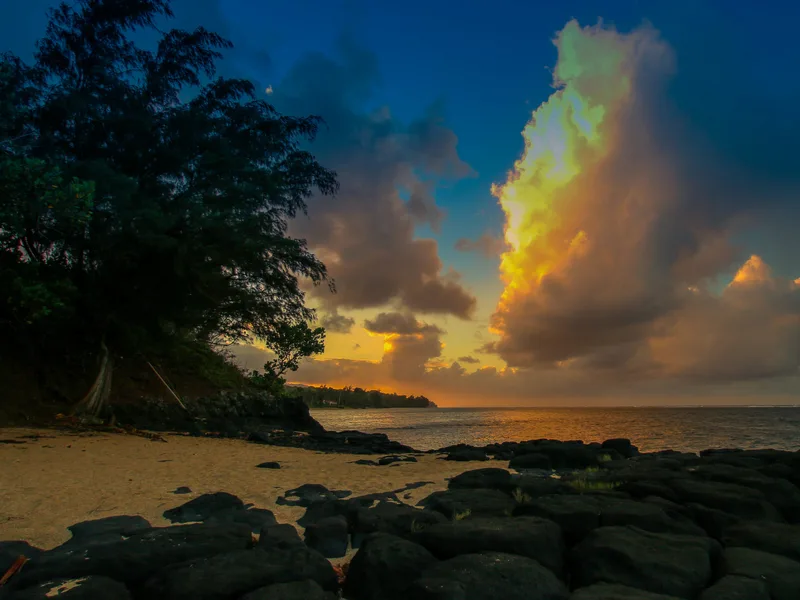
[0,0,336,418]
[287,384,437,409]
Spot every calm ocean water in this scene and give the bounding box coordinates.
[310,407,800,453]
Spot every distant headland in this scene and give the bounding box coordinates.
[287,384,437,409]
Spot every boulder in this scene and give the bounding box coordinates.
[684,503,742,539]
[720,520,800,562]
[444,447,488,462]
[601,439,639,459]
[447,468,513,492]
[569,526,718,599]
[140,546,338,599]
[65,516,151,543]
[509,453,552,470]
[571,583,684,599]
[206,507,277,534]
[378,455,417,465]
[721,547,800,600]
[667,479,782,521]
[258,524,305,551]
[344,533,437,600]
[162,492,245,523]
[13,522,253,589]
[350,501,447,546]
[277,484,351,507]
[697,575,770,600]
[172,486,192,494]
[256,461,281,469]
[526,442,598,470]
[409,552,568,600]
[304,515,349,558]
[241,579,331,600]
[418,488,516,519]
[7,576,132,600]
[415,516,563,575]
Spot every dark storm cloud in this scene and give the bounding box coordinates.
[319,310,355,334]
[363,312,443,336]
[457,355,480,364]
[271,38,477,319]
[454,232,508,258]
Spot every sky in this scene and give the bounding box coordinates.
[3,0,799,406]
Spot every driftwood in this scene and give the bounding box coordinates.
[0,555,28,587]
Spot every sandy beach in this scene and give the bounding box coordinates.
[0,427,482,550]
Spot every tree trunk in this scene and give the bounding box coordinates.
[72,340,113,419]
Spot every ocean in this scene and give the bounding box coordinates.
[310,406,800,453]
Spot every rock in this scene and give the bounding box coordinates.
[601,439,639,459]
[172,486,191,494]
[667,479,782,521]
[447,468,514,492]
[277,484,351,507]
[67,516,151,542]
[207,507,277,534]
[7,576,132,599]
[409,552,568,600]
[140,546,338,599]
[515,494,703,545]
[0,541,42,573]
[698,575,770,600]
[162,492,245,523]
[444,447,488,461]
[354,459,378,466]
[721,521,800,561]
[344,533,437,600]
[14,522,253,589]
[350,501,447,546]
[304,515,349,558]
[415,516,563,575]
[509,453,552,470]
[241,579,332,600]
[515,476,576,499]
[523,441,598,470]
[256,461,281,469]
[569,526,718,599]
[616,481,679,503]
[722,547,800,600]
[418,488,516,519]
[571,583,684,599]
[258,524,305,551]
[378,455,418,465]
[684,503,742,539]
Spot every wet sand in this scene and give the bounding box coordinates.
[0,428,486,550]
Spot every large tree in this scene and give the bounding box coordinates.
[0,0,337,414]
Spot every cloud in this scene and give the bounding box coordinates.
[457,355,480,364]
[484,20,799,384]
[454,233,508,257]
[273,38,477,320]
[319,310,355,334]
[363,312,443,335]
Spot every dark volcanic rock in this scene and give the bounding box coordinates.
[698,575,770,600]
[13,522,253,589]
[443,447,488,462]
[509,453,552,470]
[256,461,281,469]
[305,430,416,455]
[163,492,245,523]
[447,468,514,492]
[571,583,683,600]
[601,438,639,459]
[667,478,782,521]
[258,524,305,551]
[141,546,338,599]
[350,501,447,546]
[0,541,42,573]
[418,488,516,519]
[378,455,418,465]
[277,484,351,507]
[7,576,132,599]
[720,520,800,561]
[569,526,718,599]
[304,515,349,558]
[207,507,277,534]
[241,579,332,600]
[344,533,438,600]
[521,441,599,470]
[415,516,563,575]
[721,547,800,600]
[172,486,192,494]
[66,516,151,542]
[409,552,568,600]
[515,494,703,544]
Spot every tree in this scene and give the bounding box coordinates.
[0,0,338,415]
[251,322,325,394]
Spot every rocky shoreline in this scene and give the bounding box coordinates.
[2,434,800,599]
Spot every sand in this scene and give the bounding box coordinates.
[0,427,482,550]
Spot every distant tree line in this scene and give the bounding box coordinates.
[288,385,437,409]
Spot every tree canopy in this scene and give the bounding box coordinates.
[0,0,336,413]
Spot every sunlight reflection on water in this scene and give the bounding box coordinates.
[311,406,800,452]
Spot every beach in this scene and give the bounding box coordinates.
[0,428,472,550]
